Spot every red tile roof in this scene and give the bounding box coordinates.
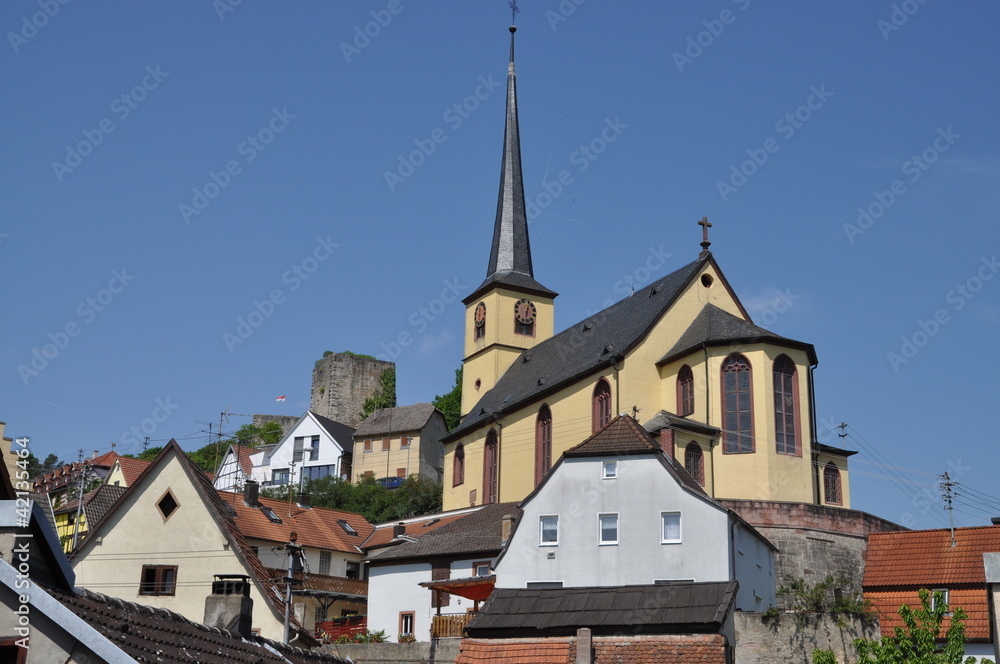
[115,456,151,486]
[456,638,572,663]
[864,525,1000,586]
[361,512,470,550]
[866,588,991,640]
[220,491,374,554]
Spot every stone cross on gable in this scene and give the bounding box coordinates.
[699,216,712,257]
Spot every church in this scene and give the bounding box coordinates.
[440,25,856,518]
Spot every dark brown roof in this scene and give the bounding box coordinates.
[563,415,662,457]
[466,581,738,637]
[353,403,440,437]
[367,503,520,564]
[658,302,817,366]
[642,410,721,437]
[49,585,348,664]
[312,411,356,442]
[54,483,127,528]
[361,511,473,550]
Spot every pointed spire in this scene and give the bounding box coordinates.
[468,24,556,304]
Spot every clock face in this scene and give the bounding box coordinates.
[514,298,536,324]
[474,302,486,327]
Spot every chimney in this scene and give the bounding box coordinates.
[575,627,593,664]
[501,514,515,545]
[392,523,406,538]
[205,575,254,638]
[992,517,1000,525]
[659,429,674,459]
[297,493,310,508]
[243,480,259,507]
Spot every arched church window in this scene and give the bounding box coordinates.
[535,405,552,487]
[721,354,754,453]
[684,442,704,486]
[677,365,694,416]
[483,429,499,504]
[453,444,465,487]
[592,379,612,433]
[773,355,798,455]
[824,463,842,505]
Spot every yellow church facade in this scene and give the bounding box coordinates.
[440,26,852,513]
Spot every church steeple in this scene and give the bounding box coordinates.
[464,24,556,305]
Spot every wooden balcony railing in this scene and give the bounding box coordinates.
[430,612,476,638]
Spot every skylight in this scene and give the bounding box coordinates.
[260,506,282,524]
[337,519,358,535]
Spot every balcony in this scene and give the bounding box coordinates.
[430,612,476,639]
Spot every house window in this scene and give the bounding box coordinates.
[303,465,336,482]
[319,551,331,576]
[400,434,410,448]
[824,463,842,505]
[661,512,682,543]
[396,468,406,478]
[310,435,320,461]
[399,612,415,638]
[599,513,618,545]
[677,365,695,416]
[773,355,798,455]
[592,379,612,433]
[364,439,372,453]
[684,443,704,486]
[139,565,177,596]
[315,606,327,625]
[453,444,465,486]
[473,560,492,577]
[539,515,558,545]
[431,562,450,608]
[293,437,305,462]
[602,460,617,479]
[272,468,290,485]
[483,429,499,505]
[722,353,754,453]
[157,491,179,520]
[931,589,950,612]
[382,437,390,451]
[535,406,552,487]
[346,561,360,579]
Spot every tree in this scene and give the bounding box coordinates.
[360,367,397,421]
[816,589,979,664]
[233,422,283,448]
[25,452,60,478]
[432,367,463,431]
[272,474,443,523]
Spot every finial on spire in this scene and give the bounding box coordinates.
[698,216,713,258]
[508,0,520,25]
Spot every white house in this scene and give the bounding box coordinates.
[493,415,777,612]
[250,411,355,489]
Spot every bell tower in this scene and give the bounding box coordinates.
[461,24,556,417]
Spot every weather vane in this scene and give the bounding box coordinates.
[508,0,520,24]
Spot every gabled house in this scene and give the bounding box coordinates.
[250,411,355,489]
[71,440,320,644]
[33,450,119,509]
[352,403,448,484]
[864,525,1000,662]
[105,455,151,488]
[493,415,776,612]
[52,482,126,552]
[364,502,519,642]
[214,443,255,492]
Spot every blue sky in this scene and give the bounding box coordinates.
[3,1,998,530]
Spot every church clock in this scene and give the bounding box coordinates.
[514,298,536,324]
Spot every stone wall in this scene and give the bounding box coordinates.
[311,353,394,428]
[720,499,905,594]
[322,638,461,663]
[734,611,879,664]
[251,414,300,434]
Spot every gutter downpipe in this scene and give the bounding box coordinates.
[809,363,820,505]
[704,346,717,495]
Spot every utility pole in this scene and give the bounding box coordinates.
[71,449,88,551]
[283,532,303,644]
[940,471,957,546]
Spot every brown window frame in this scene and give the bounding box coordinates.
[773,355,800,456]
[677,365,695,416]
[399,611,416,637]
[721,353,754,454]
[592,378,612,433]
[534,405,552,487]
[824,463,842,505]
[400,434,410,448]
[483,429,499,505]
[684,442,705,486]
[453,444,465,486]
[382,437,390,452]
[431,562,451,608]
[139,565,178,596]
[363,438,372,453]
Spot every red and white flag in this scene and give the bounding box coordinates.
[276,395,286,402]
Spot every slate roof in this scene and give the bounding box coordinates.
[221,490,373,555]
[658,302,817,366]
[448,257,709,441]
[367,502,520,563]
[353,403,440,437]
[864,525,1000,587]
[49,585,348,664]
[54,483,127,530]
[312,411,356,442]
[465,581,738,637]
[361,510,475,551]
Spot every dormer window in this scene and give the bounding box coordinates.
[338,519,358,536]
